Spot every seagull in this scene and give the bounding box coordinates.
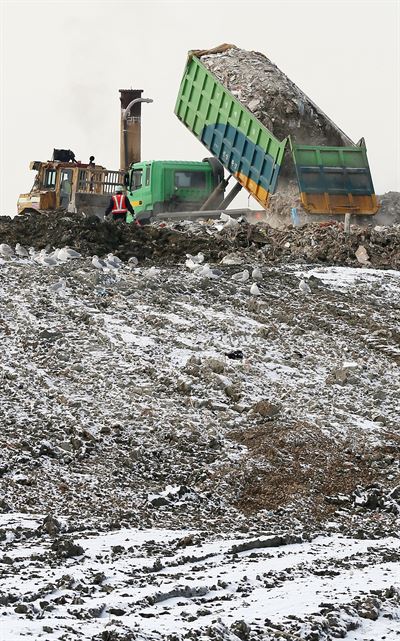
[58,247,81,261]
[250,283,261,296]
[0,243,13,258]
[106,253,123,269]
[252,267,263,281]
[32,249,44,264]
[51,248,61,260]
[185,258,197,271]
[299,279,311,294]
[231,269,250,283]
[186,252,204,264]
[49,279,66,294]
[196,264,222,279]
[15,243,29,258]
[220,253,243,266]
[92,255,107,270]
[38,249,58,267]
[144,266,159,279]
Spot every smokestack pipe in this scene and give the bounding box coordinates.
[119,90,153,171]
[119,89,142,171]
[122,97,153,171]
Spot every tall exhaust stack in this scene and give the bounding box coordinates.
[119,89,143,171]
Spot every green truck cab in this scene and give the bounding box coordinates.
[125,158,224,223]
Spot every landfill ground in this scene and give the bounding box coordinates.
[0,210,399,640]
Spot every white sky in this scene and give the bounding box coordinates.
[1,0,399,214]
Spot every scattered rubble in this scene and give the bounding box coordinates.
[0,212,399,640]
[0,210,399,268]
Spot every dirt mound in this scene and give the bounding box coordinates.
[0,211,227,262]
[0,210,399,269]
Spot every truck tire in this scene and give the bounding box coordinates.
[202,157,224,187]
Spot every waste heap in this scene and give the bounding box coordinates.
[0,210,399,269]
[200,46,353,147]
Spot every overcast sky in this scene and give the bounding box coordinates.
[1,0,399,214]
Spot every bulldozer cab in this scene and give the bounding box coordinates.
[18,154,125,218]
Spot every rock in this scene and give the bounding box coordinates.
[203,357,225,374]
[251,400,280,419]
[88,604,106,618]
[42,514,61,536]
[224,385,242,402]
[390,485,400,501]
[355,245,370,265]
[51,537,85,558]
[326,367,352,385]
[92,572,106,585]
[230,620,251,640]
[108,607,126,616]
[148,495,170,507]
[357,597,381,620]
[59,441,73,453]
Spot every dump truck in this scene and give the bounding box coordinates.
[124,158,226,223]
[174,45,379,218]
[17,153,226,222]
[18,46,379,224]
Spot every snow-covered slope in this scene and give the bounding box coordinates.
[0,232,399,640]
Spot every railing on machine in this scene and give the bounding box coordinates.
[77,169,125,195]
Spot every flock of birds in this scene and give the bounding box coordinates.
[0,242,312,296]
[185,252,312,296]
[0,242,126,272]
[185,252,263,296]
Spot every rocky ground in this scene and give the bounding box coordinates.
[0,212,399,640]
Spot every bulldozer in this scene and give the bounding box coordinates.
[17,149,125,218]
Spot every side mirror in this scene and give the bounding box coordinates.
[124,173,129,187]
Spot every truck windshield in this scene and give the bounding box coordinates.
[130,169,143,190]
[174,171,206,189]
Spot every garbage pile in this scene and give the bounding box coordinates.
[264,188,400,227]
[375,191,400,225]
[200,45,352,147]
[0,210,399,269]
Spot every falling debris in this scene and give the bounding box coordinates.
[200,46,352,148]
